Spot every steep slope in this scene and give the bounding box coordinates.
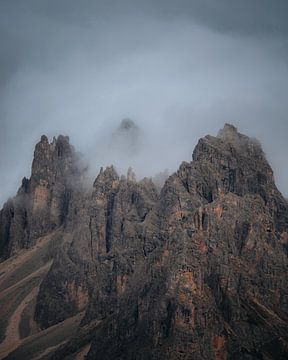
[0,124,288,360]
[0,231,62,359]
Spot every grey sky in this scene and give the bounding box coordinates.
[0,0,288,205]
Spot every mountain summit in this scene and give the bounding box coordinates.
[0,125,287,360]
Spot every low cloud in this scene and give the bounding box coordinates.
[0,1,287,205]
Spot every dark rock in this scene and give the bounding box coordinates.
[0,135,81,259]
[1,124,288,360]
[83,124,288,359]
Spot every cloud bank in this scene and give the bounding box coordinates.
[0,0,288,205]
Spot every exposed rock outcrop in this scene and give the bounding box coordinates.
[34,163,159,329]
[1,124,288,360]
[0,135,81,259]
[82,124,288,360]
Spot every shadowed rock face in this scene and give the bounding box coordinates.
[34,164,159,329]
[1,124,288,360]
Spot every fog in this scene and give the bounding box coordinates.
[1,0,288,205]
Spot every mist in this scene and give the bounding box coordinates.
[1,0,288,205]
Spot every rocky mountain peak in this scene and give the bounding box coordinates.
[31,134,76,182]
[93,166,119,187]
[217,122,238,137]
[0,135,82,258]
[182,124,288,232]
[127,167,136,182]
[40,134,49,143]
[192,124,268,178]
[0,125,288,360]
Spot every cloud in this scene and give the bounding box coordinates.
[0,1,287,205]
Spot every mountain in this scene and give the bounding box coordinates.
[0,124,287,360]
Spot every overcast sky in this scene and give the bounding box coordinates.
[0,0,288,205]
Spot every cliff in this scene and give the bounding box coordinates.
[0,124,287,360]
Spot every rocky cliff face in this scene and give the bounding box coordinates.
[0,135,81,259]
[0,124,288,360]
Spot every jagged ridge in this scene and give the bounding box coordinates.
[0,124,288,360]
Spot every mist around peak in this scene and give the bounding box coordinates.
[1,1,288,206]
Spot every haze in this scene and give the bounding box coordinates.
[1,0,288,206]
